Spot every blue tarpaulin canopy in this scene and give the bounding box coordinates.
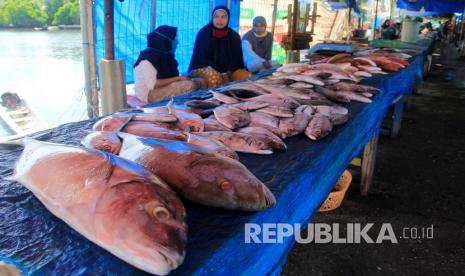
[94,0,241,84]
[397,0,465,14]
[324,0,361,13]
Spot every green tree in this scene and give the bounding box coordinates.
[44,0,64,25]
[0,0,48,27]
[52,0,79,25]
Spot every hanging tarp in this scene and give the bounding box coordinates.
[397,0,465,14]
[323,0,361,13]
[94,0,241,84]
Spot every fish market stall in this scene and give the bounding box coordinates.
[0,45,429,274]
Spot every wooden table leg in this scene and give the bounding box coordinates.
[391,96,404,138]
[360,132,379,195]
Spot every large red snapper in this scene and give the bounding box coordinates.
[9,138,187,275]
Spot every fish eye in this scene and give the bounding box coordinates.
[152,206,170,220]
[219,180,232,190]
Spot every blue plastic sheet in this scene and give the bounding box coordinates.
[324,0,360,13]
[0,47,429,274]
[397,0,465,14]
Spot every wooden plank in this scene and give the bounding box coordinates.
[391,96,404,138]
[360,132,379,195]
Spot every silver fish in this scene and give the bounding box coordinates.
[305,114,333,140]
[195,131,274,154]
[213,105,251,129]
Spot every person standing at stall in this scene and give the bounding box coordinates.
[133,25,204,104]
[242,16,280,73]
[188,5,249,84]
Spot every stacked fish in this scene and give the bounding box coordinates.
[286,48,414,81]
[8,49,403,274]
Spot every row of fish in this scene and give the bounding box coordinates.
[277,48,414,81]
[8,48,412,274]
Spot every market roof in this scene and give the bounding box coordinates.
[397,0,465,14]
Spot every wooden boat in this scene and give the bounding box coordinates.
[0,92,48,141]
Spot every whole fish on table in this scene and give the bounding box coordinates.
[213,105,251,129]
[278,105,314,137]
[305,114,333,140]
[185,99,221,109]
[329,82,380,94]
[81,131,122,155]
[315,86,351,103]
[334,90,372,103]
[245,94,300,109]
[195,131,275,154]
[258,106,294,118]
[314,105,349,126]
[92,114,133,132]
[231,101,270,111]
[186,133,239,160]
[236,126,287,150]
[123,121,187,141]
[252,83,312,100]
[216,82,269,95]
[10,138,187,275]
[247,111,285,138]
[203,117,232,131]
[210,91,239,104]
[272,75,324,86]
[87,132,275,211]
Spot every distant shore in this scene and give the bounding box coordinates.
[0,25,81,31]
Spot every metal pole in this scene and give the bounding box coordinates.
[79,0,99,118]
[373,0,380,40]
[151,0,157,30]
[104,0,114,60]
[271,0,278,36]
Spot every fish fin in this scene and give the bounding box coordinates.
[167,98,175,115]
[85,154,115,188]
[115,115,134,132]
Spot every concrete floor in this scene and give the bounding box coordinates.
[282,43,465,275]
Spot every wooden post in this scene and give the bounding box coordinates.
[79,0,99,118]
[291,0,298,50]
[310,2,318,35]
[373,0,379,40]
[271,0,278,36]
[104,0,114,60]
[360,132,379,195]
[347,6,352,41]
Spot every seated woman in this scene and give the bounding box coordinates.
[188,6,249,84]
[380,19,396,40]
[134,25,203,104]
[242,16,280,73]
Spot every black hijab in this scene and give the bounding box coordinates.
[188,6,244,73]
[134,25,179,79]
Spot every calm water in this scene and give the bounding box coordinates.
[0,29,87,137]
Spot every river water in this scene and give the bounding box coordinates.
[0,29,87,137]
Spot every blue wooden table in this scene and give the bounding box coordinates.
[0,48,430,275]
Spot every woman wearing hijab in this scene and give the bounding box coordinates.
[189,6,248,83]
[242,16,280,73]
[133,25,202,104]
